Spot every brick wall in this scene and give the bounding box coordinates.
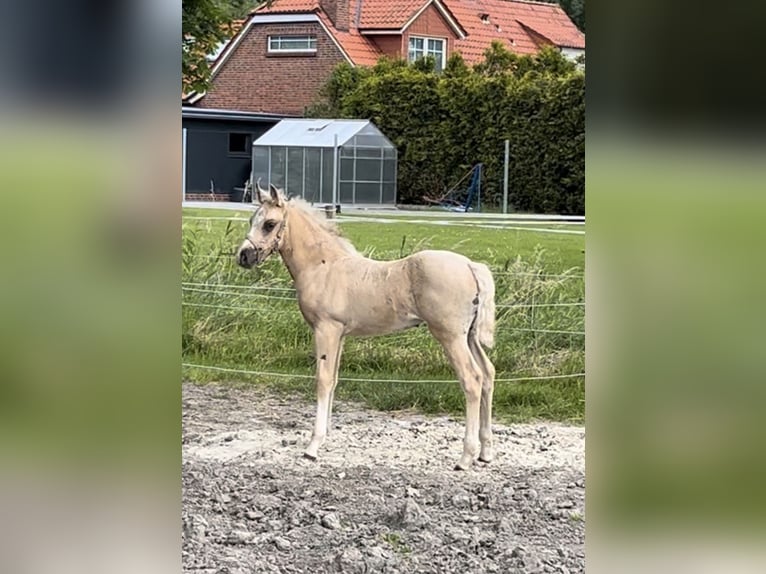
[371,35,404,59]
[320,0,349,32]
[199,23,347,116]
[404,5,457,60]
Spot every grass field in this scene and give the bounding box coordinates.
[182,206,585,423]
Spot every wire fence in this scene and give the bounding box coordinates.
[182,362,585,385]
[182,215,585,388]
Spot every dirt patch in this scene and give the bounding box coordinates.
[182,382,585,573]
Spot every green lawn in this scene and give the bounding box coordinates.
[182,206,585,423]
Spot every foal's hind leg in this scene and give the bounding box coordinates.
[469,335,496,463]
[435,334,484,470]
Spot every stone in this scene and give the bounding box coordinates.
[321,512,342,530]
[334,548,366,574]
[273,537,291,551]
[225,530,254,545]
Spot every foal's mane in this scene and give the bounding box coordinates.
[285,197,358,255]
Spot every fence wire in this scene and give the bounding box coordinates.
[182,362,585,385]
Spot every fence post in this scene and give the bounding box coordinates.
[503,139,509,214]
[332,134,339,208]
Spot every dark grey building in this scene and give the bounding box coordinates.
[182,107,286,202]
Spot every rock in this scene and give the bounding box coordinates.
[557,500,574,509]
[522,555,544,572]
[365,546,389,571]
[182,515,207,541]
[511,546,526,558]
[214,492,231,504]
[273,537,291,551]
[451,493,472,509]
[394,498,426,528]
[334,548,366,574]
[245,510,263,521]
[225,530,254,545]
[321,512,342,530]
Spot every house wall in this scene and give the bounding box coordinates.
[403,5,457,59]
[561,47,585,61]
[199,23,347,116]
[183,117,278,200]
[371,35,404,59]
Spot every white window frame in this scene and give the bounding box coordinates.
[267,35,317,53]
[408,36,446,70]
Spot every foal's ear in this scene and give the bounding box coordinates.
[254,178,268,205]
[269,184,284,207]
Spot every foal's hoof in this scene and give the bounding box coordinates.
[303,453,317,462]
[478,456,492,464]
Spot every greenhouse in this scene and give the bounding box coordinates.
[251,119,397,205]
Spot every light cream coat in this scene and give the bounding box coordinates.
[236,184,496,469]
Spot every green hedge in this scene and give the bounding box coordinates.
[307,43,585,214]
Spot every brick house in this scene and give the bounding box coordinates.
[185,0,584,116]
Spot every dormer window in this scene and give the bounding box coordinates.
[268,35,317,53]
[408,36,446,71]
[480,13,490,24]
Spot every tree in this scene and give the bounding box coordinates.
[558,0,585,32]
[308,46,584,214]
[183,0,256,94]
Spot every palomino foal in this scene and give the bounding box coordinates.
[236,184,496,470]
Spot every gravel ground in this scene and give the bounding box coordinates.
[182,382,585,573]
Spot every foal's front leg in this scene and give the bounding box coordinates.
[304,322,343,461]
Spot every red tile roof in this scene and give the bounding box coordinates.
[255,0,320,13]
[251,0,583,65]
[318,10,382,65]
[357,0,429,29]
[449,0,584,60]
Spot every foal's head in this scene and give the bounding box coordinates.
[236,181,288,269]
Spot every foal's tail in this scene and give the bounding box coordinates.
[468,263,496,349]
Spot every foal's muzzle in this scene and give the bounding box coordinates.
[236,239,261,269]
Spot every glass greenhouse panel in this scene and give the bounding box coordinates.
[339,182,354,203]
[382,158,396,182]
[339,145,354,159]
[356,147,381,159]
[355,158,381,182]
[382,182,396,203]
[353,134,385,148]
[355,182,381,203]
[340,157,354,182]
[287,147,303,196]
[304,148,321,203]
[321,148,334,204]
[270,147,286,189]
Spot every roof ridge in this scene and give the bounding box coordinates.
[491,0,569,7]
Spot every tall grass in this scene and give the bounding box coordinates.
[182,213,584,423]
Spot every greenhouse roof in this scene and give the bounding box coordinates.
[252,119,395,149]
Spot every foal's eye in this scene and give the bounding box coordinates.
[263,220,277,233]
